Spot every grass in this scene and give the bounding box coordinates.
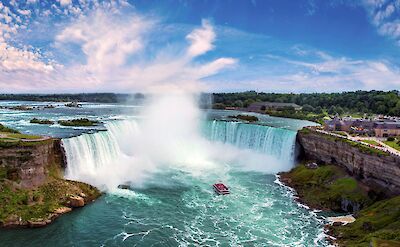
[5,133,42,140]
[362,140,381,146]
[300,128,389,156]
[332,196,400,246]
[333,131,348,136]
[0,179,101,223]
[0,124,19,134]
[384,140,400,151]
[0,138,53,148]
[0,161,101,224]
[58,118,99,127]
[280,164,371,211]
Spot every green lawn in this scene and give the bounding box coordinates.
[362,140,380,146]
[384,140,400,151]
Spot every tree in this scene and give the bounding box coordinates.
[233,100,243,108]
[328,106,337,115]
[302,104,314,112]
[314,106,323,114]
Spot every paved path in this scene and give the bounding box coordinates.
[308,127,400,157]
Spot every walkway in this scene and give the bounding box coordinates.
[307,127,400,157]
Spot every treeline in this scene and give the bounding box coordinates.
[212,90,400,116]
[0,93,144,103]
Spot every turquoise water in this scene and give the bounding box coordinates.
[0,101,327,247]
[0,172,328,246]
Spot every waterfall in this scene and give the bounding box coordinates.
[203,120,297,163]
[62,119,297,188]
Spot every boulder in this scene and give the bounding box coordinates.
[69,195,85,207]
[54,207,72,214]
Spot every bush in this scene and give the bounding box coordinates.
[58,118,99,127]
[387,137,395,142]
[30,118,54,125]
[0,123,19,133]
[228,115,258,122]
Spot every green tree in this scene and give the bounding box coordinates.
[302,104,314,112]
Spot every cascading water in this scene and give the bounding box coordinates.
[62,119,297,189]
[203,120,296,163]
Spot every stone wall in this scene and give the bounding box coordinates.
[0,139,66,189]
[296,130,400,197]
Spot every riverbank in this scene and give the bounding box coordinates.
[0,179,101,228]
[0,128,101,228]
[279,163,400,246]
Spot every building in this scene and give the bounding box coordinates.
[324,117,400,137]
[374,122,400,137]
[247,102,302,112]
[324,116,355,132]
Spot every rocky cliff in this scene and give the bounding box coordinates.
[296,129,400,197]
[0,139,100,228]
[0,139,66,189]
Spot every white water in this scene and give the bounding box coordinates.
[63,117,297,190]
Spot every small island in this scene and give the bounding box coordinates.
[228,114,259,122]
[30,118,54,125]
[58,118,99,127]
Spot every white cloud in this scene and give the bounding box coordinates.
[361,0,400,44]
[0,6,236,93]
[186,20,216,57]
[58,0,72,6]
[56,10,149,73]
[224,50,400,92]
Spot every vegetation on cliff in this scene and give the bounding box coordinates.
[58,118,99,127]
[299,128,389,157]
[0,178,100,226]
[280,163,371,212]
[0,129,101,227]
[330,196,400,246]
[281,162,400,246]
[0,123,19,134]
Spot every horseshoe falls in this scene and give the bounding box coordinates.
[0,116,329,246]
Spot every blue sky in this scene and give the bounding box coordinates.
[0,0,399,93]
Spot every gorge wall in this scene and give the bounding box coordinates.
[0,139,66,189]
[296,129,400,197]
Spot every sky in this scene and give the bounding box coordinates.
[0,0,400,93]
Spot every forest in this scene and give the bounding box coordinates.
[212,90,400,117]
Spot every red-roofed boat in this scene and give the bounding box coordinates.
[213,183,230,195]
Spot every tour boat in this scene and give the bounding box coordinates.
[213,183,230,195]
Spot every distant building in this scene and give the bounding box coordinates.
[374,122,400,137]
[247,102,302,112]
[324,117,400,137]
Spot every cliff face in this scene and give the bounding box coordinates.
[296,131,400,197]
[0,139,66,189]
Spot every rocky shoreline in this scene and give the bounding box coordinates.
[0,179,101,229]
[0,136,101,229]
[282,127,400,246]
